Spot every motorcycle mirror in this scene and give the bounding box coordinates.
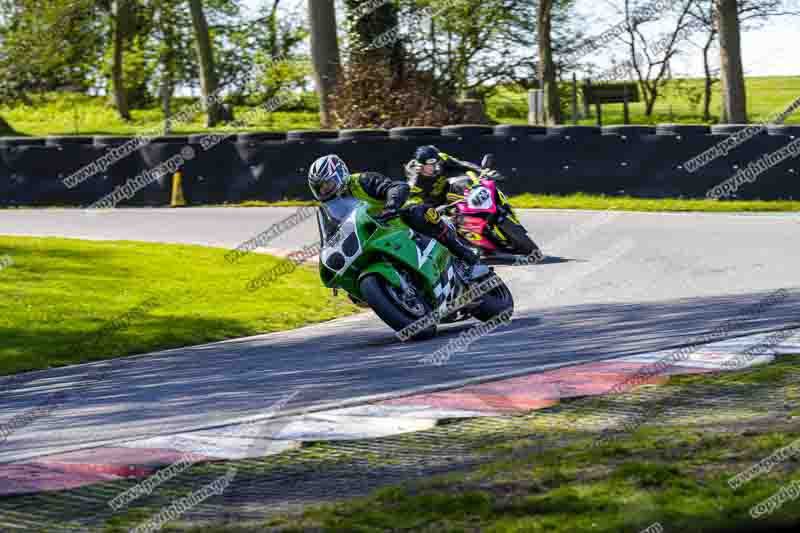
[481,154,495,170]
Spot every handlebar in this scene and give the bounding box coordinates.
[481,169,506,182]
[373,206,413,225]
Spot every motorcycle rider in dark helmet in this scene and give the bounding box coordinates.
[308,154,489,281]
[404,145,501,206]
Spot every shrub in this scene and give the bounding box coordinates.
[331,59,465,128]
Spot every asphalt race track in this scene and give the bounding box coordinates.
[1,208,799,464]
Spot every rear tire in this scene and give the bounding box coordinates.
[472,276,514,322]
[499,219,538,256]
[360,275,437,340]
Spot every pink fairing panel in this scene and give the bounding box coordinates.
[459,216,497,250]
[456,179,497,215]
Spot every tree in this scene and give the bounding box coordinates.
[0,0,105,124]
[715,0,746,123]
[188,0,222,126]
[110,0,134,120]
[537,0,560,124]
[619,0,697,117]
[0,0,104,98]
[684,0,719,121]
[345,0,404,77]
[308,0,340,128]
[155,0,180,132]
[688,0,795,122]
[237,0,308,103]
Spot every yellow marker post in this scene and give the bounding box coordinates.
[171,171,186,207]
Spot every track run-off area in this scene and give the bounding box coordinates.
[0,207,799,495]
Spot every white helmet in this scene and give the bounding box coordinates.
[308,154,350,201]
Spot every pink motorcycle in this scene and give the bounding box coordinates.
[442,155,541,264]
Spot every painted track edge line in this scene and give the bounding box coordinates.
[5,324,798,465]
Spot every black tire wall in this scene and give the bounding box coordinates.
[2,124,799,206]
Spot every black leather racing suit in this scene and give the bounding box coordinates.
[406,153,483,206]
[351,171,478,265]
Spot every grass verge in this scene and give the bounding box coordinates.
[215,194,800,212]
[0,236,358,375]
[509,193,800,212]
[169,357,800,533]
[2,77,798,136]
[4,355,799,532]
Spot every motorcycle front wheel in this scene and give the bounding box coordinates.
[360,274,437,340]
[472,275,514,322]
[498,218,539,256]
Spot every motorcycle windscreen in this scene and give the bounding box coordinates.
[318,196,363,275]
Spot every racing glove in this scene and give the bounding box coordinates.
[375,208,400,225]
[481,169,505,181]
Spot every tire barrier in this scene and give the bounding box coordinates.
[2,123,799,206]
[286,130,339,141]
[768,125,800,138]
[601,125,656,138]
[137,136,191,207]
[441,125,495,138]
[388,127,443,139]
[655,124,711,137]
[711,124,769,136]
[90,135,149,208]
[546,125,602,139]
[339,129,390,140]
[493,125,547,138]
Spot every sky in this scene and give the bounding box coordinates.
[242,0,798,78]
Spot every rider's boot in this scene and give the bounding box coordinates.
[440,227,490,281]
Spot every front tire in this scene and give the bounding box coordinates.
[498,219,538,256]
[472,276,514,322]
[360,274,437,340]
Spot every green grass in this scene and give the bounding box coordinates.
[1,76,797,137]
[0,236,357,375]
[169,358,800,533]
[0,93,319,137]
[487,76,800,126]
[218,194,800,212]
[225,199,318,208]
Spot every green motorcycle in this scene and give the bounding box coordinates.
[317,196,514,340]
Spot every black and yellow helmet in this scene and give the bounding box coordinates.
[413,145,444,178]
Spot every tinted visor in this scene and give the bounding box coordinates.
[317,178,338,199]
[421,163,437,177]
